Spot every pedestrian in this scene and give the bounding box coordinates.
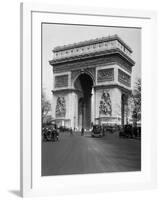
[70,128,73,135]
[81,127,84,136]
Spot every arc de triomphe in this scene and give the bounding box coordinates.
[49,35,135,131]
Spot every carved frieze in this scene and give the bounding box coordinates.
[52,35,133,64]
[118,69,131,87]
[97,68,114,83]
[56,96,66,117]
[99,90,112,116]
[55,74,68,88]
[52,55,132,74]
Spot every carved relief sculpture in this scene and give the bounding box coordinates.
[55,75,68,88]
[118,69,131,87]
[56,96,66,117]
[97,68,114,82]
[99,90,112,116]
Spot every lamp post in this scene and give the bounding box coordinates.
[99,104,101,125]
[82,99,84,129]
[74,116,76,131]
[81,98,85,135]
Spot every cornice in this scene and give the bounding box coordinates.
[94,84,132,95]
[51,84,132,95]
[50,49,135,67]
[52,88,83,94]
[53,34,132,53]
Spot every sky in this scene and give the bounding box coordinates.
[42,23,141,101]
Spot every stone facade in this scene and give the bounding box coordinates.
[49,35,135,130]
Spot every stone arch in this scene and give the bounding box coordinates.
[72,69,96,88]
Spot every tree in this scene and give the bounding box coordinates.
[125,97,134,124]
[42,91,51,125]
[132,78,141,124]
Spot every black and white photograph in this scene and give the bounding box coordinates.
[41,23,141,176]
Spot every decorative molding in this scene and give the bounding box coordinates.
[53,40,132,61]
[50,48,135,67]
[97,68,114,82]
[55,74,68,88]
[94,84,132,95]
[53,35,132,53]
[52,54,133,74]
[51,35,133,65]
[52,88,82,94]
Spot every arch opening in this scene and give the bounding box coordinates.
[74,73,93,131]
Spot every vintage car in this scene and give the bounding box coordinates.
[42,123,59,142]
[59,126,70,132]
[119,125,134,138]
[102,124,120,134]
[91,125,104,137]
[119,124,141,139]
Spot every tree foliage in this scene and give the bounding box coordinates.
[132,78,141,121]
[42,91,51,124]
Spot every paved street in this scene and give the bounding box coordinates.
[42,132,141,176]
